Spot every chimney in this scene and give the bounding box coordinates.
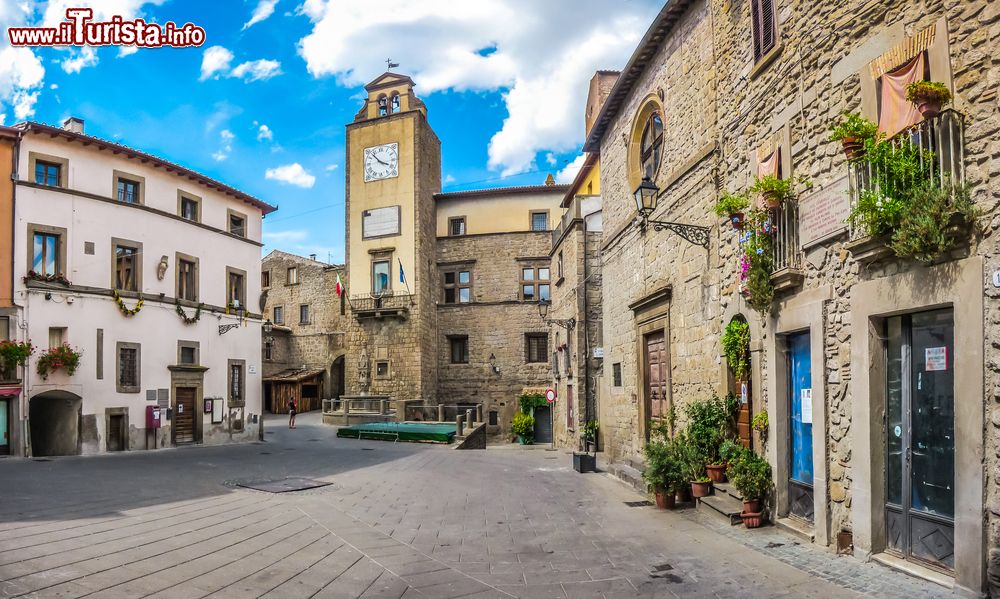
[309,254,317,261]
[62,117,85,134]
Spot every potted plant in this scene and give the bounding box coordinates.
[750,175,792,210]
[643,438,677,509]
[888,181,978,265]
[574,420,599,473]
[512,412,534,445]
[684,394,739,485]
[36,343,82,380]
[713,191,750,230]
[728,450,773,528]
[829,111,878,161]
[905,81,952,119]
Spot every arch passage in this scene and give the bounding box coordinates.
[29,391,82,456]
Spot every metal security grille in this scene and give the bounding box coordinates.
[118,348,137,388]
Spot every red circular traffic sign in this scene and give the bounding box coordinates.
[545,388,556,403]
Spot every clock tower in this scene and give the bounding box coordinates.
[343,72,441,401]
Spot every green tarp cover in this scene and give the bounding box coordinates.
[336,422,456,443]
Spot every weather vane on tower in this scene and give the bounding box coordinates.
[386,58,399,70]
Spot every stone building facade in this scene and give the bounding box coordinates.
[338,73,562,437]
[261,250,347,412]
[586,0,1000,594]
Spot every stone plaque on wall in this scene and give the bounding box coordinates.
[799,176,851,249]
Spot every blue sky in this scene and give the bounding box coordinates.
[0,0,662,263]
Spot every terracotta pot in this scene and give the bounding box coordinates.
[690,480,713,498]
[762,190,782,210]
[742,510,765,529]
[654,490,676,510]
[841,137,865,161]
[706,464,727,483]
[675,487,692,503]
[730,212,745,230]
[743,499,762,514]
[917,99,942,120]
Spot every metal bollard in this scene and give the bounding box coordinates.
[456,414,465,437]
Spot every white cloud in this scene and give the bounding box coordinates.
[230,59,282,82]
[118,45,139,58]
[324,163,339,171]
[443,174,456,185]
[49,83,58,90]
[265,163,316,188]
[61,47,98,74]
[257,124,273,142]
[296,0,655,175]
[200,46,234,80]
[243,0,279,30]
[545,152,557,166]
[212,129,235,161]
[556,153,586,184]
[0,46,44,119]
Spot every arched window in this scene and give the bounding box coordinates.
[377,95,388,117]
[640,111,664,179]
[390,94,401,114]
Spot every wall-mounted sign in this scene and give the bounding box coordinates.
[248,365,257,375]
[801,389,813,424]
[593,347,604,358]
[362,206,401,239]
[211,398,225,424]
[799,176,851,249]
[740,382,748,405]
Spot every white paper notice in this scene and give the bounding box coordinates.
[925,347,948,371]
[800,389,813,424]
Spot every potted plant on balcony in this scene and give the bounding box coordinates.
[905,81,952,119]
[36,343,82,380]
[728,450,773,528]
[714,191,750,230]
[888,181,978,265]
[829,111,879,161]
[512,411,534,445]
[0,340,34,380]
[750,175,792,210]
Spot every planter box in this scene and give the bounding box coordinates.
[573,452,596,473]
[844,234,893,265]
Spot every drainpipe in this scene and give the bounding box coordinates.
[582,207,593,451]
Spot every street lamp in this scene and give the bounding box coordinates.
[632,176,711,248]
[538,298,575,330]
[263,319,273,335]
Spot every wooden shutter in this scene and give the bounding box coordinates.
[751,0,777,62]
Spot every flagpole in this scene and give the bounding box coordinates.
[398,258,413,296]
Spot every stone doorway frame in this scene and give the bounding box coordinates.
[104,407,129,452]
[850,256,983,594]
[766,284,832,548]
[168,365,207,446]
[630,286,672,443]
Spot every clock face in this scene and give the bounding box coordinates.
[363,143,399,182]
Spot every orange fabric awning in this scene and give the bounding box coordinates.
[878,53,925,137]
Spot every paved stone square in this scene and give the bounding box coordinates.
[0,413,958,598]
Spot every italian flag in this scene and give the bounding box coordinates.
[335,273,344,297]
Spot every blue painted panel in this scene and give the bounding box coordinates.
[789,332,813,484]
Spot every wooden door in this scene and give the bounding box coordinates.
[734,377,752,448]
[175,388,196,445]
[108,414,124,452]
[645,331,668,433]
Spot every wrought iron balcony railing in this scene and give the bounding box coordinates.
[771,201,800,272]
[848,109,966,240]
[350,292,413,319]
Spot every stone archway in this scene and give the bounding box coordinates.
[29,390,82,457]
[331,355,346,399]
[723,314,754,449]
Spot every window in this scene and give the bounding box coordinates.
[526,333,548,363]
[531,211,549,231]
[520,266,551,302]
[114,243,140,291]
[35,161,61,187]
[286,267,297,285]
[48,327,65,349]
[449,217,466,236]
[442,269,472,304]
[750,0,777,63]
[372,260,391,294]
[32,232,60,276]
[299,304,310,324]
[378,95,388,117]
[261,270,270,288]
[177,257,197,301]
[228,361,245,407]
[180,346,197,365]
[116,177,140,204]
[116,342,140,393]
[227,268,246,308]
[228,210,247,237]
[390,94,401,114]
[179,195,200,222]
[375,360,390,378]
[557,251,564,280]
[273,305,284,325]
[613,362,623,387]
[640,111,664,179]
[449,336,469,364]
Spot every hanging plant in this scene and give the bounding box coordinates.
[23,271,71,286]
[112,289,144,317]
[175,301,203,324]
[720,320,751,381]
[0,340,34,374]
[737,209,775,314]
[37,343,82,380]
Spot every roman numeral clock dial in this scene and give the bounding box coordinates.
[363,143,399,182]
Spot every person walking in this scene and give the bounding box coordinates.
[288,396,297,429]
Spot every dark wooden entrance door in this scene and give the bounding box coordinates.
[534,405,552,444]
[885,309,955,571]
[733,376,752,449]
[175,387,196,445]
[644,331,668,437]
[108,414,125,452]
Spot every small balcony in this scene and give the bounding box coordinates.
[350,292,412,320]
[770,201,803,292]
[846,110,966,262]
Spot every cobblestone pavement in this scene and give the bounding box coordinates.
[0,413,959,598]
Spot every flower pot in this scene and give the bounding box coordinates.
[840,136,865,161]
[916,99,942,120]
[654,490,676,510]
[675,487,692,503]
[762,190,782,210]
[706,464,727,483]
[573,452,596,473]
[741,510,765,528]
[517,435,532,445]
[690,480,713,498]
[742,499,762,514]
[729,212,745,230]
